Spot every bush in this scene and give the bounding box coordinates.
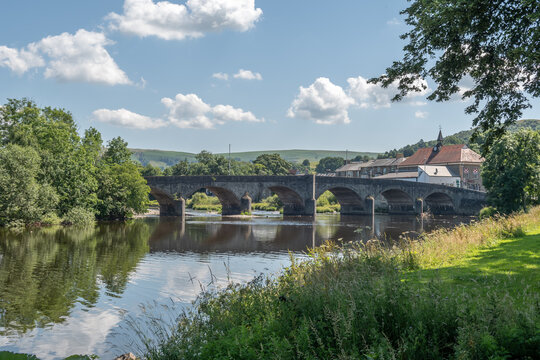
[479,206,497,219]
[40,212,62,226]
[62,207,95,226]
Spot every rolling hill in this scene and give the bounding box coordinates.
[131,119,539,168]
[131,149,378,168]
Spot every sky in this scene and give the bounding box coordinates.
[0,0,538,154]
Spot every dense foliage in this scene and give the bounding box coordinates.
[373,1,540,153]
[162,151,295,176]
[0,98,150,226]
[315,156,345,173]
[482,129,540,213]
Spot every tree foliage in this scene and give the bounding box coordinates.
[0,98,150,225]
[373,1,540,153]
[96,162,150,220]
[161,151,294,176]
[316,157,345,173]
[0,145,59,226]
[482,129,540,213]
[253,153,292,175]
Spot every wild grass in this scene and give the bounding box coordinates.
[136,207,540,360]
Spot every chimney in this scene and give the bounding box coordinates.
[396,153,404,159]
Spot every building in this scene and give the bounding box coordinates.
[398,130,484,190]
[335,155,406,178]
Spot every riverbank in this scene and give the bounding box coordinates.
[141,207,540,359]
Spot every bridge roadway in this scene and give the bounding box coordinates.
[145,175,486,217]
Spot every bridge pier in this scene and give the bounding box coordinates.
[160,198,185,217]
[241,193,252,214]
[282,198,315,216]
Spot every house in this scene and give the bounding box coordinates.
[398,130,484,190]
[335,155,407,178]
[417,165,461,186]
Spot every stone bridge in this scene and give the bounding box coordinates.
[145,175,486,216]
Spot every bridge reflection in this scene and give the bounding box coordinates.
[146,214,470,254]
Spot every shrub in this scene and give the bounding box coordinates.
[479,206,497,219]
[62,207,95,226]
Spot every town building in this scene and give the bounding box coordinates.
[334,155,406,178]
[398,130,484,190]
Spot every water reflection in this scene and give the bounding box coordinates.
[0,223,149,336]
[147,213,470,254]
[0,213,472,358]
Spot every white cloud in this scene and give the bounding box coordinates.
[161,93,263,128]
[92,108,166,129]
[161,93,214,128]
[288,75,430,125]
[233,69,262,80]
[0,30,131,85]
[0,46,44,74]
[347,75,428,109]
[287,77,355,125]
[35,30,131,85]
[108,0,263,41]
[212,72,229,80]
[212,104,262,123]
[415,110,428,118]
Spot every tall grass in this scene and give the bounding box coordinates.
[138,208,540,359]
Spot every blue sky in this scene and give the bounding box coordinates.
[1,0,538,153]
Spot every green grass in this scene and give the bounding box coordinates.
[138,207,540,360]
[407,226,540,296]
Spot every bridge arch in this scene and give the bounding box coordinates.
[267,185,308,216]
[380,188,415,214]
[424,191,455,214]
[316,186,365,215]
[149,187,185,216]
[187,186,244,216]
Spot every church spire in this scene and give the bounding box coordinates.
[434,127,443,152]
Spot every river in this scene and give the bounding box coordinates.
[0,212,472,359]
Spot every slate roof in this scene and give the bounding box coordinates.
[374,171,418,179]
[418,165,459,177]
[335,157,406,172]
[399,144,483,167]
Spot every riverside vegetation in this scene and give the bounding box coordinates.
[133,207,540,359]
[0,99,150,227]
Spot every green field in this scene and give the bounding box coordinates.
[131,149,379,168]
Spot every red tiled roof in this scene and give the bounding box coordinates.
[399,144,483,167]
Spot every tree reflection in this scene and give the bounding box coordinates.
[0,222,149,335]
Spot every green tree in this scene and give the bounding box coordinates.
[482,129,540,213]
[103,137,132,165]
[316,157,345,173]
[302,159,310,167]
[253,154,292,175]
[0,145,58,225]
[140,164,163,176]
[96,162,150,220]
[373,1,539,153]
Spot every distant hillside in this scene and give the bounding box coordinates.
[381,119,540,158]
[131,149,378,168]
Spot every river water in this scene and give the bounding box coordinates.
[0,212,471,359]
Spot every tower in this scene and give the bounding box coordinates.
[434,128,443,152]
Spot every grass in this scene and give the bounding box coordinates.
[138,207,540,360]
